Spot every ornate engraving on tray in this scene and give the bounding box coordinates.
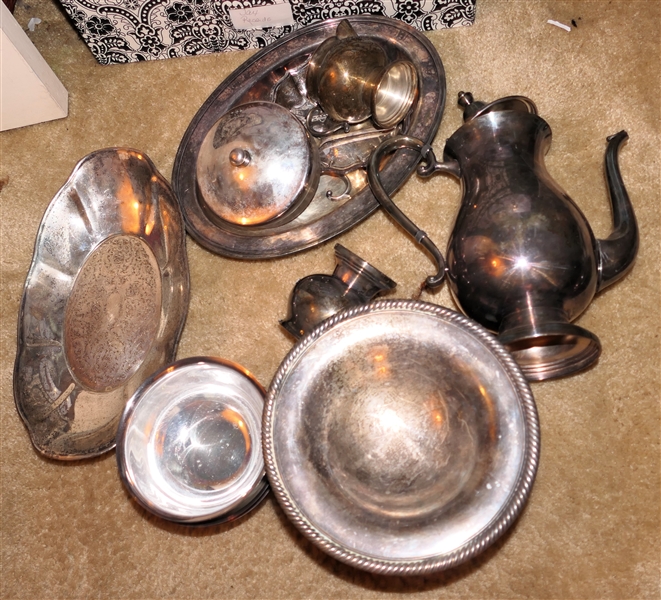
[63,235,162,392]
[319,124,398,174]
[15,148,189,459]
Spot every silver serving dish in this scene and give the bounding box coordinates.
[14,148,189,460]
[263,300,540,575]
[116,357,268,525]
[173,16,445,259]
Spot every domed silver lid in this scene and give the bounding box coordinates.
[196,101,316,227]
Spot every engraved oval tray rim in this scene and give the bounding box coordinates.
[172,15,446,259]
[14,148,190,460]
[263,300,541,575]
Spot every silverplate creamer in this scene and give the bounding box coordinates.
[263,300,540,575]
[306,20,418,129]
[281,244,396,339]
[14,148,189,460]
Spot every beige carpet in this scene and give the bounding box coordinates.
[1,0,659,598]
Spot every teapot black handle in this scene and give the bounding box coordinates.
[368,136,447,289]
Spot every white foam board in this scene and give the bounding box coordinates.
[1,3,68,131]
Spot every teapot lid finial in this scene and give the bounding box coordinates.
[458,91,487,121]
[457,91,473,107]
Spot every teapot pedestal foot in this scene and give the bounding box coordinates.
[498,316,601,382]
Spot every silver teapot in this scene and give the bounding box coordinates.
[368,92,638,381]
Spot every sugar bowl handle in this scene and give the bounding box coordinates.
[368,136,453,289]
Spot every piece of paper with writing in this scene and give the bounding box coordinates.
[230,4,295,30]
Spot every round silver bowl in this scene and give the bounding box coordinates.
[263,300,540,574]
[117,357,268,525]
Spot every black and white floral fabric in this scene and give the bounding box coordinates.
[58,0,476,64]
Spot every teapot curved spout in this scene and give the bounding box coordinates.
[596,130,639,292]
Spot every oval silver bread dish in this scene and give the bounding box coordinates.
[116,357,269,525]
[263,300,540,575]
[14,148,189,460]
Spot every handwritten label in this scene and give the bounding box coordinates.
[229,4,295,31]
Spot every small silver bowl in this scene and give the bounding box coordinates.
[116,357,268,525]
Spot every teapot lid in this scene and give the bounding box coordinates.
[458,91,538,122]
[196,102,314,226]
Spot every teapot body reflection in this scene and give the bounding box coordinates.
[369,92,638,381]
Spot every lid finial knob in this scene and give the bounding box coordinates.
[229,148,251,167]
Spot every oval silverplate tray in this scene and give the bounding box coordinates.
[14,148,189,460]
[263,300,540,575]
[172,16,445,259]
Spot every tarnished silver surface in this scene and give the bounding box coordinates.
[317,120,400,176]
[173,16,445,259]
[281,244,396,339]
[306,20,418,129]
[369,93,638,381]
[117,357,268,525]
[14,149,189,460]
[373,60,419,129]
[306,19,387,125]
[264,300,540,575]
[196,102,319,227]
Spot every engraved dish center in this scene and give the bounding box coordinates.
[63,235,162,392]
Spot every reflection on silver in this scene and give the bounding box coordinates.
[173,16,445,259]
[264,300,540,575]
[373,60,419,129]
[116,357,268,525]
[196,102,320,227]
[14,149,189,460]
[369,93,638,381]
[281,244,396,339]
[159,400,250,490]
[306,20,418,129]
